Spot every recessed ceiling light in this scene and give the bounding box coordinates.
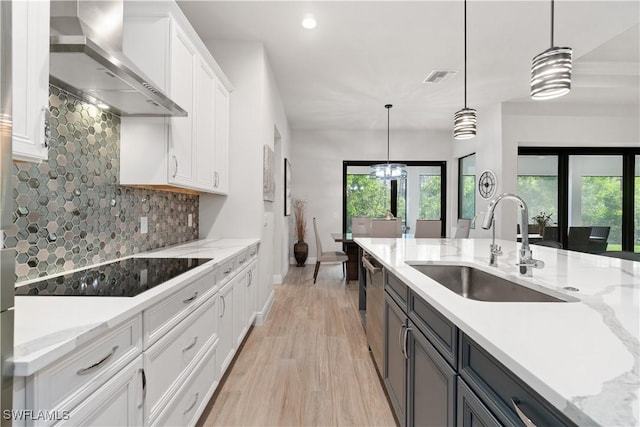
[302,14,317,29]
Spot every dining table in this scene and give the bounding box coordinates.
[331,233,359,281]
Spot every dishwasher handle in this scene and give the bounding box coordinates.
[362,256,383,274]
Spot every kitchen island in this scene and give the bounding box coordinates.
[355,237,639,426]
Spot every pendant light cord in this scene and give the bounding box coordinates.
[385,104,392,165]
[463,0,467,108]
[550,0,555,48]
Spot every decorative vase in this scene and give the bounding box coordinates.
[294,241,308,267]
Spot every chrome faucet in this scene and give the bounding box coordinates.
[481,193,544,276]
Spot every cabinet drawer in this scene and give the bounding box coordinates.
[144,295,217,422]
[151,339,218,427]
[28,316,142,415]
[247,244,258,259]
[459,333,577,427]
[385,271,408,310]
[143,268,215,348]
[408,290,457,368]
[235,250,250,270]
[215,259,235,285]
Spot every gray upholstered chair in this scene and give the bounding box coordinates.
[312,217,348,284]
[370,219,401,238]
[414,220,442,238]
[454,219,471,238]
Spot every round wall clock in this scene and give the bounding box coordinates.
[478,170,497,200]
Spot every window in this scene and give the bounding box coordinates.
[343,161,446,234]
[518,148,639,253]
[633,155,640,252]
[458,154,475,220]
[518,155,559,233]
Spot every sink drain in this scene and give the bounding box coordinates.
[562,286,579,292]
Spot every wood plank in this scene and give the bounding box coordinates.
[198,264,397,427]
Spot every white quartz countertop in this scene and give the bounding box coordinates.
[13,238,259,376]
[355,237,639,427]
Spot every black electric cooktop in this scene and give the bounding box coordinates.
[15,258,212,297]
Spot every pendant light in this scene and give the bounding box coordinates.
[530,0,572,100]
[453,0,477,140]
[370,104,407,181]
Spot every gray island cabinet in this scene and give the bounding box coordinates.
[382,270,577,427]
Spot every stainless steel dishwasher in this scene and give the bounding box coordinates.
[363,252,384,374]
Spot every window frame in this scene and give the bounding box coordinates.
[458,153,476,220]
[342,160,447,235]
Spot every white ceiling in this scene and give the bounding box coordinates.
[178,1,639,131]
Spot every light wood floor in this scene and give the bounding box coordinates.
[198,264,397,427]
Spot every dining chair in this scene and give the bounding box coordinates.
[312,217,348,284]
[588,226,610,253]
[567,226,592,253]
[351,217,371,237]
[370,219,401,238]
[454,219,471,238]
[532,240,563,249]
[542,226,559,242]
[414,220,442,238]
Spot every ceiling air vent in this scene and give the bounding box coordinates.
[423,70,457,84]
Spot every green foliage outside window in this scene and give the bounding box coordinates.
[346,175,389,232]
[460,175,475,220]
[581,176,622,245]
[419,175,441,219]
[517,176,558,223]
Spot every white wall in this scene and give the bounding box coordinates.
[199,41,291,323]
[291,129,452,260]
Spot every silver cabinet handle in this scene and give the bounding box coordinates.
[224,267,232,275]
[398,324,406,357]
[183,392,199,415]
[183,291,198,304]
[512,399,537,427]
[41,106,50,148]
[182,336,198,352]
[220,295,226,317]
[172,155,178,178]
[77,346,119,375]
[362,256,382,274]
[248,270,252,285]
[214,172,219,188]
[403,326,412,360]
[138,368,146,408]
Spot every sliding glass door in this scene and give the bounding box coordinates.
[518,148,638,253]
[343,161,446,234]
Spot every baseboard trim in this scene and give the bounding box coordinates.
[254,289,274,325]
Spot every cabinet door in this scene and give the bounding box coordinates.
[56,356,144,427]
[246,262,257,325]
[216,280,235,377]
[213,80,230,194]
[194,58,216,191]
[233,271,247,347]
[407,322,457,427]
[169,25,196,187]
[457,378,501,427]
[12,0,49,162]
[384,292,407,426]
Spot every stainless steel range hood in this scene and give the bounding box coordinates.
[49,0,186,117]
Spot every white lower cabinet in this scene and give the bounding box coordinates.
[246,261,258,326]
[216,278,235,378]
[151,340,218,427]
[55,356,144,427]
[144,295,217,423]
[232,271,247,347]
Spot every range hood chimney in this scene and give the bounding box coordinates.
[49,0,187,117]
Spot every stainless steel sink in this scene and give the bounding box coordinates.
[407,264,576,302]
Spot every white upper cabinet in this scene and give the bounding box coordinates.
[120,2,232,194]
[12,0,50,162]
[213,81,230,194]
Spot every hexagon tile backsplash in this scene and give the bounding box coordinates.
[6,86,199,283]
